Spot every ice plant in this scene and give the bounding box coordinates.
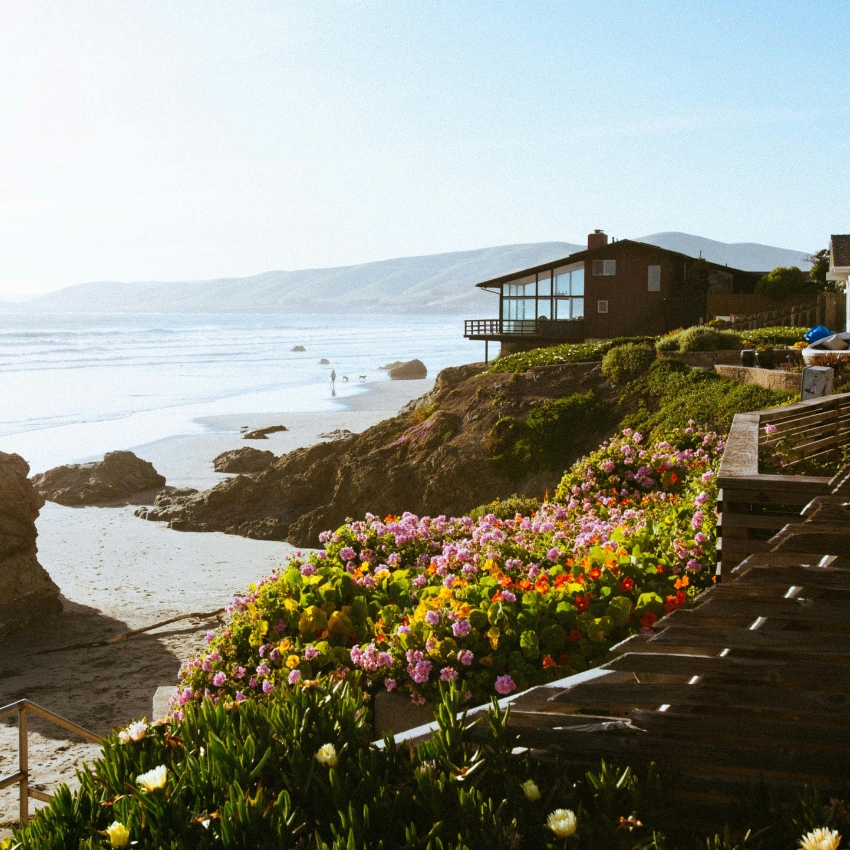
[137,764,168,792]
[547,808,578,838]
[521,779,541,801]
[106,821,130,848]
[315,743,338,767]
[799,828,842,850]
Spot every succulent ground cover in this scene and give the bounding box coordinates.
[11,684,846,850]
[172,426,721,712]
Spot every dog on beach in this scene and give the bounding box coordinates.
[342,376,349,382]
[359,375,366,382]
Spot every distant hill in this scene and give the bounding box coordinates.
[11,233,812,314]
[637,232,811,272]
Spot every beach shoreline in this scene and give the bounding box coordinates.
[0,376,434,826]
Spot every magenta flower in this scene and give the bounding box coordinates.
[501,590,516,603]
[287,669,301,685]
[256,663,270,677]
[765,423,778,434]
[249,677,259,689]
[212,672,227,687]
[495,675,516,695]
[458,649,474,666]
[339,547,356,561]
[262,680,275,694]
[304,646,321,661]
[691,511,704,530]
[452,619,471,637]
[440,666,458,682]
[425,610,440,626]
[385,678,397,691]
[546,548,560,562]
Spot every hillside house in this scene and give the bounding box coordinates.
[827,233,850,331]
[464,230,762,357]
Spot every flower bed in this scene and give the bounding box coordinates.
[172,426,721,714]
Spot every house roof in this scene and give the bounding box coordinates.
[830,234,850,269]
[474,238,756,290]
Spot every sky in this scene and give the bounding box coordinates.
[0,1,848,298]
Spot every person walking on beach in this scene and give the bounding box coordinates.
[330,369,336,389]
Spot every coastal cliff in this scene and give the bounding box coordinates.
[137,362,619,546]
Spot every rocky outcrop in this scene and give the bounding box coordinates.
[213,447,276,474]
[319,358,330,365]
[318,429,355,441]
[135,487,199,523]
[0,452,61,638]
[243,425,288,440]
[389,359,427,380]
[32,451,166,506]
[137,361,613,547]
[379,361,405,371]
[291,345,306,352]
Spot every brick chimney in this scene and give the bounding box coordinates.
[587,229,608,250]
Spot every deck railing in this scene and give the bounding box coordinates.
[464,319,539,337]
[716,391,850,577]
[0,699,101,824]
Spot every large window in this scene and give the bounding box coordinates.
[501,265,584,324]
[648,265,661,292]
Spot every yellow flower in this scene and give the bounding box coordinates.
[546,808,577,838]
[799,828,842,850]
[286,654,300,668]
[375,568,390,580]
[315,743,338,767]
[106,821,131,848]
[137,764,168,792]
[521,779,541,801]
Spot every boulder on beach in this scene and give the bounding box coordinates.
[291,345,306,352]
[135,487,199,523]
[319,358,330,365]
[0,452,62,638]
[213,447,276,474]
[243,425,288,440]
[379,360,405,371]
[32,451,166,506]
[318,429,355,441]
[389,359,427,380]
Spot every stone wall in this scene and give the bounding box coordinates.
[0,452,62,638]
[714,365,802,393]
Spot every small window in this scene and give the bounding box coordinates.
[592,259,616,276]
[648,265,661,292]
[597,300,609,314]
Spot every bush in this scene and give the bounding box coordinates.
[756,266,808,301]
[740,326,809,347]
[622,360,795,434]
[601,343,656,384]
[656,326,743,352]
[490,337,655,373]
[469,494,541,521]
[487,392,606,475]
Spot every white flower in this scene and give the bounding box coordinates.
[117,730,131,745]
[126,720,148,742]
[799,828,842,850]
[315,743,338,767]
[137,764,168,792]
[546,808,577,838]
[521,779,541,801]
[106,821,130,847]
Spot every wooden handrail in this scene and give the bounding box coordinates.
[717,392,850,577]
[0,699,100,824]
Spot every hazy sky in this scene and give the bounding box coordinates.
[1,1,847,297]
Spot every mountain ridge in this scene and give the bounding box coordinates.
[5,233,812,314]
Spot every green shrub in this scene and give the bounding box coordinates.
[756,266,808,301]
[740,326,809,347]
[601,343,656,384]
[656,326,742,352]
[487,392,606,475]
[622,359,795,433]
[469,493,541,520]
[490,337,655,373]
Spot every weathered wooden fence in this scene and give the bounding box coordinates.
[725,292,846,332]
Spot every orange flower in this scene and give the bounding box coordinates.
[589,567,602,581]
[534,577,550,595]
[673,575,689,590]
[574,595,589,613]
[542,654,557,669]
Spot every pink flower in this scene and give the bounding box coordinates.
[495,675,516,695]
[765,423,777,434]
[212,672,227,687]
[691,511,704,530]
[235,691,246,702]
[248,677,259,689]
[288,669,301,685]
[440,666,458,682]
[385,678,397,691]
[425,610,440,626]
[458,649,474,666]
[501,590,516,603]
[452,619,471,637]
[546,548,560,562]
[339,547,356,561]
[300,563,317,576]
[256,663,270,677]
[262,680,275,694]
[233,666,246,680]
[304,646,321,661]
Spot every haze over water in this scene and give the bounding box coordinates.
[0,313,477,473]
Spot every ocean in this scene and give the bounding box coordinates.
[0,313,480,472]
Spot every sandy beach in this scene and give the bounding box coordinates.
[0,377,433,826]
